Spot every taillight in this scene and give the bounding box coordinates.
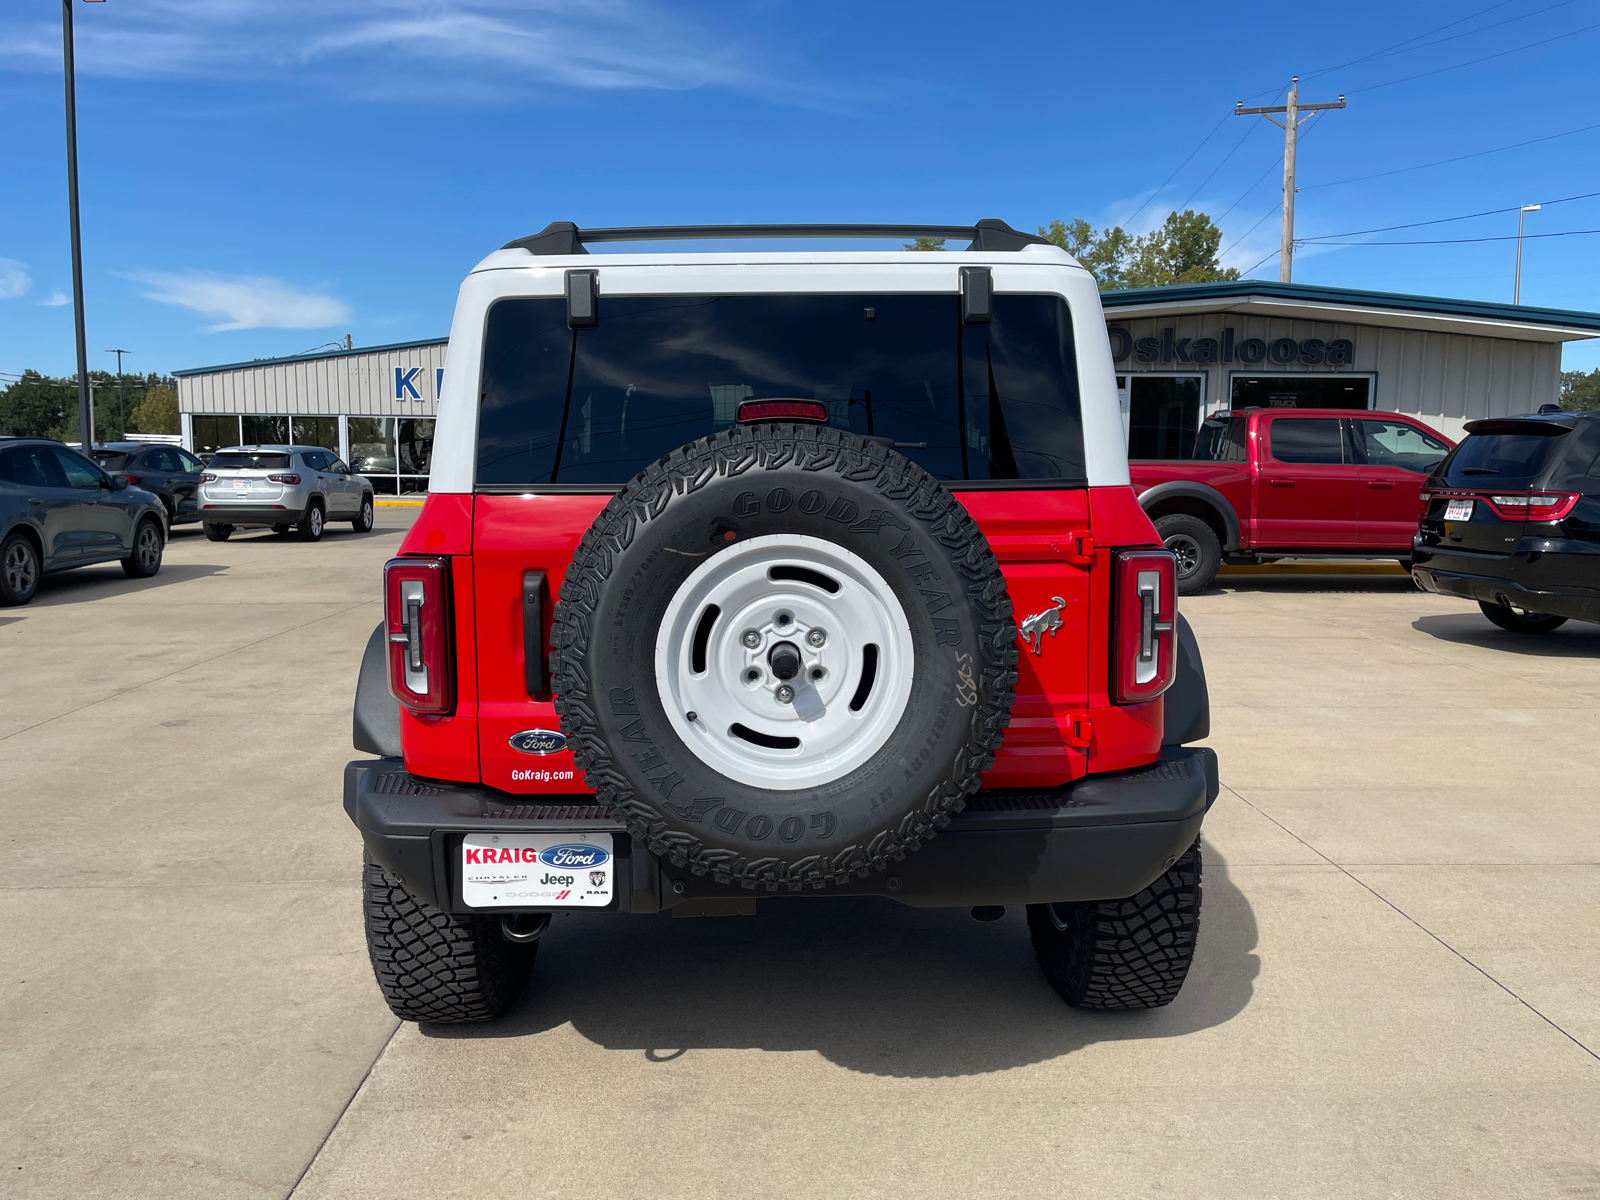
[736,399,829,423]
[122,474,142,486]
[200,472,217,482]
[268,473,301,485]
[1112,549,1177,704]
[384,557,455,715]
[1484,491,1580,522]
[1417,490,1431,517]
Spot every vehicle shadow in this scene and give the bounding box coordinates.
[30,562,230,606]
[423,843,1260,1078]
[1412,612,1600,657]
[1203,574,1418,597]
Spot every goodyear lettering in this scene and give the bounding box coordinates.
[746,815,773,841]
[632,747,666,772]
[887,534,921,560]
[619,716,652,744]
[713,806,747,833]
[933,618,960,646]
[765,487,792,513]
[825,497,859,523]
[610,687,639,715]
[779,817,804,842]
[647,768,684,798]
[667,797,724,822]
[810,811,838,838]
[798,489,827,515]
[734,491,759,518]
[919,589,953,614]
[908,562,939,586]
[849,509,908,536]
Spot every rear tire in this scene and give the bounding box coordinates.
[362,852,536,1023]
[0,531,41,606]
[1027,839,1201,1010]
[121,518,164,579]
[1479,600,1567,634]
[1155,514,1221,595]
[271,523,292,535]
[203,522,233,542]
[352,494,375,533]
[298,501,325,542]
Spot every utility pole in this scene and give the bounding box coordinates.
[62,0,99,450]
[106,347,129,438]
[1236,77,1346,282]
[1514,204,1540,304]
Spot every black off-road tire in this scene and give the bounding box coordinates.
[298,501,325,542]
[1155,514,1221,595]
[120,517,165,579]
[352,494,375,533]
[1026,839,1202,1010]
[362,852,536,1023]
[1,531,42,606]
[550,422,1018,893]
[203,522,232,542]
[1479,600,1567,634]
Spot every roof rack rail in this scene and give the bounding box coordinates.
[502,219,1050,256]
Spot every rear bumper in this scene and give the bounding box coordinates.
[199,503,309,526]
[344,746,1220,914]
[1412,557,1600,623]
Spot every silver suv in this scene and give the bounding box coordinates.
[199,445,375,542]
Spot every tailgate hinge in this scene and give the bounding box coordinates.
[1064,713,1094,748]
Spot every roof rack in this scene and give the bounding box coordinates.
[502,219,1050,256]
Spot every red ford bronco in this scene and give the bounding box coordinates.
[346,221,1218,1022]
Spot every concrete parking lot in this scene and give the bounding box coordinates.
[3,513,1597,1199]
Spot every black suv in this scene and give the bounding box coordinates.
[1413,409,1600,632]
[90,442,206,527]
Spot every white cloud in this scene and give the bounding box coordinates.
[42,291,70,307]
[124,269,350,331]
[0,258,31,299]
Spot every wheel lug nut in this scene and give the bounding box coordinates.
[775,684,796,704]
[741,629,762,649]
[806,628,826,647]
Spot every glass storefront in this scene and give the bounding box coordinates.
[1128,375,1204,460]
[1231,375,1371,409]
[292,416,340,455]
[186,413,433,492]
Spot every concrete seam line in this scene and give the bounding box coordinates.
[286,1018,403,1198]
[1219,781,1600,1064]
[0,602,375,745]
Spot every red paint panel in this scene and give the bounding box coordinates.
[1088,485,1161,548]
[399,493,473,556]
[400,554,481,782]
[474,494,609,795]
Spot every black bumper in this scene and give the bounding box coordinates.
[199,504,309,526]
[1412,558,1600,624]
[344,746,1220,915]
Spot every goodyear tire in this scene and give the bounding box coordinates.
[551,423,1018,892]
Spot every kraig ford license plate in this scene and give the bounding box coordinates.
[461,832,613,909]
[1444,499,1474,521]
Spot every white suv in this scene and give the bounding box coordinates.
[200,445,375,541]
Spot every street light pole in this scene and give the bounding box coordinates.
[106,347,129,438]
[61,0,102,450]
[1514,204,1541,305]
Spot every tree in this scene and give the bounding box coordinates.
[903,237,946,251]
[1039,210,1240,291]
[1560,368,1600,411]
[134,385,180,434]
[0,369,178,442]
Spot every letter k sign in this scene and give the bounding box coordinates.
[394,366,422,401]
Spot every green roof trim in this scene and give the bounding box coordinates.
[1098,280,1600,332]
[173,336,450,378]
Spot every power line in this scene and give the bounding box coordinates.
[1312,227,1600,246]
[1171,120,1261,216]
[1121,113,1232,230]
[1305,0,1580,81]
[1347,19,1600,94]
[1302,189,1600,241]
[1298,0,1518,81]
[1303,120,1600,189]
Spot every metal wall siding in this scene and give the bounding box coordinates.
[176,343,447,420]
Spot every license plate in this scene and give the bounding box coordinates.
[461,832,614,908]
[1444,499,1474,521]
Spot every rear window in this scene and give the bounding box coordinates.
[209,452,291,470]
[1193,416,1247,462]
[90,450,132,471]
[1440,428,1568,488]
[1269,417,1347,464]
[476,293,1085,487]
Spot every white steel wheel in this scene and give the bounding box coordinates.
[655,534,915,791]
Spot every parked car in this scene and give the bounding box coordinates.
[346,219,1220,1025]
[1412,408,1600,632]
[0,437,168,606]
[198,445,375,542]
[1130,407,1455,592]
[90,442,206,527]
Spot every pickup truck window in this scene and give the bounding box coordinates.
[476,293,1086,487]
[1269,418,1346,464]
[1128,377,1202,459]
[1358,420,1449,474]
[1193,416,1248,462]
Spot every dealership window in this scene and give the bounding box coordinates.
[396,419,435,494]
[191,415,241,457]
[241,414,289,445]
[1232,375,1371,410]
[292,416,340,455]
[348,418,396,494]
[1128,375,1205,459]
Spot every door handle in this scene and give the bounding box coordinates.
[522,570,550,698]
[1267,479,1295,487]
[1366,481,1395,489]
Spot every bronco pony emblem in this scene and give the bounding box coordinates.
[1018,596,1066,656]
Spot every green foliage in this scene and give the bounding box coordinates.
[1560,368,1600,412]
[0,369,177,442]
[134,386,180,434]
[903,237,947,251]
[1039,210,1241,291]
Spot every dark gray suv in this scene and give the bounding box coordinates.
[0,437,168,606]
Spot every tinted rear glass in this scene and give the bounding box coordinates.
[0,446,64,487]
[1192,416,1247,462]
[1440,429,1567,488]
[210,452,291,470]
[90,451,132,471]
[1270,418,1346,464]
[476,293,1085,487]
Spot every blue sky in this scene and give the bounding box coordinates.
[4,0,1600,379]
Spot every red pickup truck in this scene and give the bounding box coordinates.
[1130,407,1453,592]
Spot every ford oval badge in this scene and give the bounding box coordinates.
[539,843,609,869]
[508,728,567,755]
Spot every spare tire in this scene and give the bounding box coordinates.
[551,423,1017,892]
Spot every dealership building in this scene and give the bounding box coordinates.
[172,280,1600,491]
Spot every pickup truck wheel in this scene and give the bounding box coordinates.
[120,518,164,579]
[1479,601,1567,634]
[362,852,536,1023]
[203,522,232,542]
[1026,839,1201,1009]
[551,423,1018,893]
[1155,514,1220,594]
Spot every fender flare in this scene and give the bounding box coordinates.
[353,622,403,758]
[1137,481,1241,552]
